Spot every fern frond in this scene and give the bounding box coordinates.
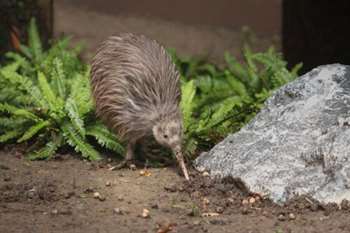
[19,44,33,60]
[5,52,33,74]
[37,72,64,112]
[0,68,44,107]
[27,138,61,160]
[0,103,40,122]
[51,58,66,98]
[62,123,101,160]
[0,130,21,143]
[86,123,125,155]
[28,18,43,63]
[0,117,27,129]
[180,80,196,131]
[65,98,85,137]
[197,96,242,133]
[69,71,93,116]
[17,120,50,143]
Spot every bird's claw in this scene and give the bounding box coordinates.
[110,159,136,170]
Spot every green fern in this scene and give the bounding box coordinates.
[65,97,85,137]
[0,130,22,143]
[17,120,50,143]
[27,134,62,160]
[0,17,124,161]
[62,123,101,160]
[86,123,125,155]
[0,17,301,162]
[51,58,66,98]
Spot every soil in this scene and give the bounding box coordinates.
[1,148,350,233]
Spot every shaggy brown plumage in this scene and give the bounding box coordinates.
[90,33,189,180]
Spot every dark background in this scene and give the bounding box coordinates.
[1,0,350,74]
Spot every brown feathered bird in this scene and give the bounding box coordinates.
[90,33,189,180]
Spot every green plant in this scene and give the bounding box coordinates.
[0,18,301,162]
[0,18,124,160]
[170,44,302,158]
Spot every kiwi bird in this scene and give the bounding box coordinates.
[90,33,189,180]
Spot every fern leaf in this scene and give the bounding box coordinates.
[197,96,242,133]
[224,71,249,98]
[62,123,101,160]
[38,71,64,111]
[0,103,39,122]
[65,98,85,137]
[69,72,93,116]
[13,109,41,122]
[86,123,125,155]
[19,44,33,59]
[28,18,43,63]
[27,139,60,160]
[17,120,50,143]
[180,80,196,131]
[0,117,27,129]
[51,58,66,98]
[0,130,21,143]
[0,68,45,107]
[224,52,249,83]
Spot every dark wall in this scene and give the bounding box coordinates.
[65,0,281,36]
[283,0,350,73]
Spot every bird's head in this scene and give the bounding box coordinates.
[152,118,190,180]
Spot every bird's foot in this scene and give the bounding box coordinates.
[110,159,137,170]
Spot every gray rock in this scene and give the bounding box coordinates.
[195,64,350,204]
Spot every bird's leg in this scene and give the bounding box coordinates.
[113,141,136,169]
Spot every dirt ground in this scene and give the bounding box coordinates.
[1,148,350,233]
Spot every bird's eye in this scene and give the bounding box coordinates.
[163,134,168,139]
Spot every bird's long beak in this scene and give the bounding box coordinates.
[175,150,190,181]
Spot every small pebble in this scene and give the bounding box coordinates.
[242,199,249,205]
[142,208,150,218]
[288,213,296,220]
[51,209,58,215]
[105,181,112,187]
[278,214,287,221]
[117,195,124,201]
[93,192,101,199]
[202,197,210,205]
[202,171,209,177]
[249,197,256,204]
[113,208,124,215]
[196,166,205,173]
[129,164,137,170]
[226,198,234,205]
[93,192,106,201]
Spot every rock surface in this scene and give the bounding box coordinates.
[195,64,350,204]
